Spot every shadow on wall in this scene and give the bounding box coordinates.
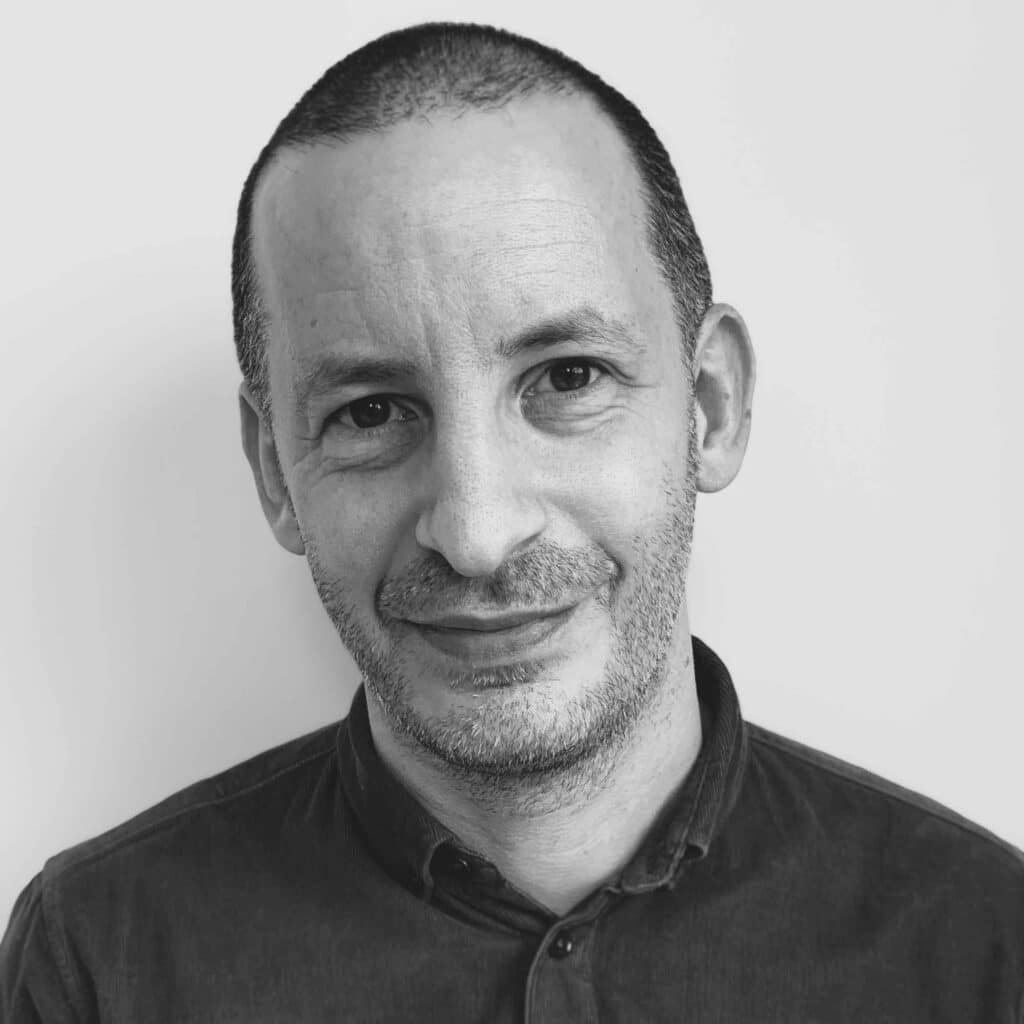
[4,241,356,861]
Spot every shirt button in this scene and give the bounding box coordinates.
[548,931,574,959]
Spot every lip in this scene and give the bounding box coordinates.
[413,608,570,632]
[403,605,577,661]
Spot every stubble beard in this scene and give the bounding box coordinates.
[305,417,699,800]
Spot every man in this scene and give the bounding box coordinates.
[2,20,1021,1022]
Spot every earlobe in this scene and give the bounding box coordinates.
[692,304,756,494]
[238,383,306,556]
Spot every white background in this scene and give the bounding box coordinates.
[2,0,1021,920]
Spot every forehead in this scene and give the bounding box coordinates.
[251,93,671,389]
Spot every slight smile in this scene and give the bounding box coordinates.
[403,605,578,661]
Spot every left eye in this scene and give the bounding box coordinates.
[530,359,606,394]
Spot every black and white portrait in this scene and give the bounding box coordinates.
[2,2,1021,1020]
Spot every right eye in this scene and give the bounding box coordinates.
[328,395,419,434]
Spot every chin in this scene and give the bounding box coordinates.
[373,648,650,780]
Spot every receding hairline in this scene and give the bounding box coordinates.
[246,88,656,322]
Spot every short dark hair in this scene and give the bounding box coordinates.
[231,22,712,418]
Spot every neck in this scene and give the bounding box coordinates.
[367,625,704,917]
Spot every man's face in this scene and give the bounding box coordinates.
[251,94,699,777]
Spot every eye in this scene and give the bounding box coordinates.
[329,395,417,433]
[528,359,608,396]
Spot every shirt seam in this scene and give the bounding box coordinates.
[749,728,1024,869]
[40,873,86,1021]
[49,744,337,883]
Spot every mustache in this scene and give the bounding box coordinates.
[376,541,619,621]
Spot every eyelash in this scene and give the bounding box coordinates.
[328,358,609,436]
[525,358,609,400]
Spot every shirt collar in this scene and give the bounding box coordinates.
[336,635,748,898]
[617,635,748,892]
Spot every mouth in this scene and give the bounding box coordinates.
[401,604,578,661]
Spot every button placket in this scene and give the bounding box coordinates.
[523,917,602,1023]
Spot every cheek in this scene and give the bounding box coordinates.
[562,416,689,543]
[301,478,408,594]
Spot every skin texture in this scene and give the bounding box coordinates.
[240,92,755,913]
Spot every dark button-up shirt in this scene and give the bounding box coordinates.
[3,638,1023,1021]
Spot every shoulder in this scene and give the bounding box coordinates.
[46,720,342,882]
[741,722,1024,904]
[29,719,348,931]
[1,720,348,1015]
[747,723,1022,857]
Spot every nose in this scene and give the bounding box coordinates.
[414,426,546,579]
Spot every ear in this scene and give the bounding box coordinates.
[238,383,305,555]
[692,303,756,493]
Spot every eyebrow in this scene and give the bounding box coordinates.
[293,306,641,410]
[295,355,420,410]
[495,306,641,359]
